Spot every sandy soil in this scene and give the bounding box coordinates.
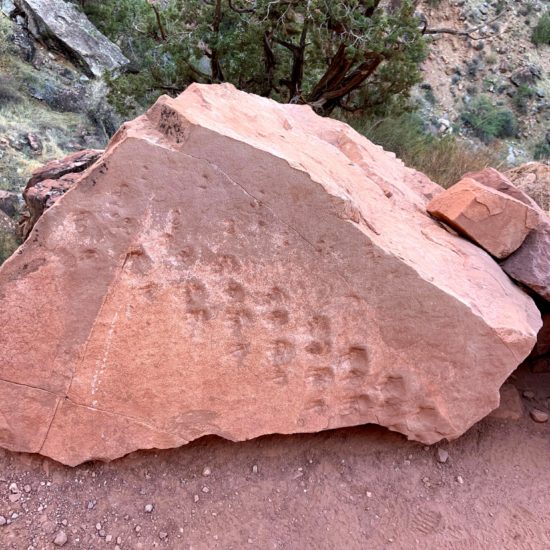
[1,364,549,550]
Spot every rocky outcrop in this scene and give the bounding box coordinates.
[0,84,541,466]
[18,149,103,240]
[427,178,539,259]
[15,0,129,77]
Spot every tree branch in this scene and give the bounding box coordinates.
[148,1,167,41]
[227,0,255,13]
[210,0,225,81]
[424,11,506,40]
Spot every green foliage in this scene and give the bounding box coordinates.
[346,112,505,187]
[461,95,517,143]
[533,140,550,161]
[495,0,507,15]
[513,84,534,114]
[0,229,18,265]
[82,0,427,117]
[532,11,550,45]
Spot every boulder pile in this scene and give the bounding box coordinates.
[0,84,543,466]
[429,167,550,378]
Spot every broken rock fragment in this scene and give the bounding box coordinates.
[0,84,541,465]
[465,167,541,211]
[427,177,539,259]
[461,166,550,302]
[18,149,103,240]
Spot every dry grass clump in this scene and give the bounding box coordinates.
[0,212,18,265]
[348,112,506,188]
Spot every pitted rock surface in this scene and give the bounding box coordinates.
[0,84,541,465]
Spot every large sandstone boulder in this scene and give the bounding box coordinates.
[0,84,541,466]
[15,0,129,77]
[427,177,539,259]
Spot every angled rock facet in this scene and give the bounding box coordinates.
[427,177,539,259]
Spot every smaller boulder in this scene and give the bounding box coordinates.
[502,224,550,301]
[462,166,550,302]
[427,178,539,259]
[465,167,540,210]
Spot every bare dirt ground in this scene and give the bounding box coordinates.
[1,364,549,550]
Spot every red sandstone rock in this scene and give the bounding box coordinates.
[26,149,104,188]
[465,167,541,211]
[18,149,103,240]
[502,224,550,301]
[461,166,550,303]
[427,178,539,259]
[0,84,541,466]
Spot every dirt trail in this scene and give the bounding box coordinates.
[1,364,549,550]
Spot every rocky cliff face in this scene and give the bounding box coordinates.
[418,0,549,161]
[0,84,540,466]
[0,4,119,194]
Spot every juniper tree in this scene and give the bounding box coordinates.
[82,0,427,116]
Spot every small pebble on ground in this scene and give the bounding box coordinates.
[530,409,549,423]
[53,531,68,547]
[437,448,449,463]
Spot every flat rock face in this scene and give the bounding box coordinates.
[0,84,541,466]
[427,177,539,259]
[465,167,541,211]
[502,215,550,301]
[16,0,129,77]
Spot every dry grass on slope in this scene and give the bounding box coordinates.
[350,113,506,188]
